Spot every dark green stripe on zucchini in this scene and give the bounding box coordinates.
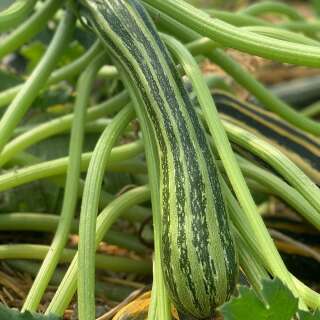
[79,0,238,318]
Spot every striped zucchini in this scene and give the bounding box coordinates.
[79,0,238,318]
[213,91,320,185]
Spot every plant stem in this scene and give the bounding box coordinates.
[206,9,270,27]
[233,226,270,294]
[7,260,133,302]
[0,142,145,192]
[0,0,63,59]
[302,101,320,117]
[239,1,305,21]
[22,53,106,312]
[46,186,150,316]
[0,244,151,275]
[221,180,312,309]
[242,26,320,46]
[7,153,151,224]
[0,213,147,253]
[0,91,129,166]
[218,158,320,230]
[0,10,75,155]
[224,185,320,309]
[78,105,135,320]
[146,6,320,136]
[208,49,320,136]
[143,0,320,67]
[223,121,320,216]
[0,41,102,109]
[0,0,38,32]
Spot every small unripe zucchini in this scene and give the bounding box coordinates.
[79,0,238,318]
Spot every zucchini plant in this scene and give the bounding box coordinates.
[0,0,320,320]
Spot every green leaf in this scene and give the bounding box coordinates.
[0,304,61,320]
[0,69,22,91]
[219,278,298,320]
[20,41,46,73]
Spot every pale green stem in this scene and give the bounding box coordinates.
[0,91,129,166]
[0,0,38,32]
[228,157,320,230]
[302,101,320,117]
[0,10,75,155]
[0,41,102,109]
[22,53,106,312]
[208,49,320,136]
[239,1,305,21]
[143,0,320,67]
[223,121,320,216]
[232,226,270,294]
[0,0,63,59]
[0,141,145,192]
[206,9,271,27]
[0,244,151,275]
[222,180,317,309]
[242,26,320,47]
[6,151,151,224]
[77,105,135,320]
[46,186,150,316]
[0,213,147,253]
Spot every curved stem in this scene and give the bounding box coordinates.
[46,186,150,316]
[144,6,320,137]
[0,91,129,166]
[239,1,305,21]
[7,260,133,302]
[0,41,102,109]
[6,152,151,224]
[280,20,320,34]
[242,26,320,47]
[0,0,38,32]
[222,180,316,309]
[0,10,75,155]
[233,226,270,293]
[208,49,320,136]
[223,121,320,216]
[0,141,145,192]
[0,244,151,275]
[77,105,135,320]
[302,101,320,117]
[0,0,63,59]
[219,158,320,230]
[0,213,147,253]
[143,0,320,67]
[22,53,106,312]
[206,9,271,27]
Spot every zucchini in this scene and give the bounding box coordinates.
[213,91,320,185]
[79,0,238,318]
